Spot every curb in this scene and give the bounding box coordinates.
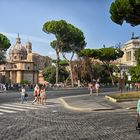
[105,95,138,102]
[105,95,117,102]
[105,96,137,110]
[59,98,92,112]
[126,106,137,110]
[59,97,115,112]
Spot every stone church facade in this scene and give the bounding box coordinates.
[0,35,51,84]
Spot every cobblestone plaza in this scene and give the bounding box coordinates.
[0,103,139,140]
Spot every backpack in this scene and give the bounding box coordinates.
[25,93,28,97]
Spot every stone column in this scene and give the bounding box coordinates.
[17,71,22,83]
[10,71,12,83]
[131,49,134,63]
[131,48,137,65]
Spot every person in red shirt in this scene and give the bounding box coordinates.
[32,84,40,104]
[88,82,94,96]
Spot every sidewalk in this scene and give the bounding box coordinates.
[59,93,137,112]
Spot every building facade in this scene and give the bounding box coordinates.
[121,38,140,66]
[0,35,51,84]
[118,34,140,76]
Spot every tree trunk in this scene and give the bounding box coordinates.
[106,64,114,85]
[56,61,59,84]
[61,52,74,87]
[69,62,74,87]
[109,70,114,85]
[86,57,93,82]
[55,50,60,84]
[88,66,93,82]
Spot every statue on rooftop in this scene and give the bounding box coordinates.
[131,32,139,39]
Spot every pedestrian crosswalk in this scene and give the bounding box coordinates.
[0,102,56,116]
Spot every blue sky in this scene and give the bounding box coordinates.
[0,0,140,59]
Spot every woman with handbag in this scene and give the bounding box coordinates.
[32,84,40,104]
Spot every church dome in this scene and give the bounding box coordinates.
[9,34,27,61]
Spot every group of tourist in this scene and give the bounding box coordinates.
[32,84,46,105]
[88,82,100,96]
[20,84,47,105]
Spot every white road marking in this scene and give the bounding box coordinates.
[2,104,39,110]
[0,109,16,113]
[18,103,48,108]
[0,102,56,115]
[47,105,56,107]
[0,105,26,111]
[52,110,57,113]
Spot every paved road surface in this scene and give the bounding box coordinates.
[0,104,139,140]
[0,87,119,103]
[0,88,139,140]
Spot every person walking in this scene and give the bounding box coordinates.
[95,82,100,96]
[136,99,140,130]
[32,84,40,104]
[2,84,6,92]
[20,85,26,104]
[40,85,46,105]
[137,99,140,117]
[88,82,94,96]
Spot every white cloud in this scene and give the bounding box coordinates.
[1,32,51,44]
[47,51,77,60]
[48,51,57,59]
[48,51,56,55]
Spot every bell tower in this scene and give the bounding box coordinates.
[26,41,32,54]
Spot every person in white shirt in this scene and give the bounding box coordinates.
[1,84,6,91]
[95,82,100,96]
[21,86,26,103]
